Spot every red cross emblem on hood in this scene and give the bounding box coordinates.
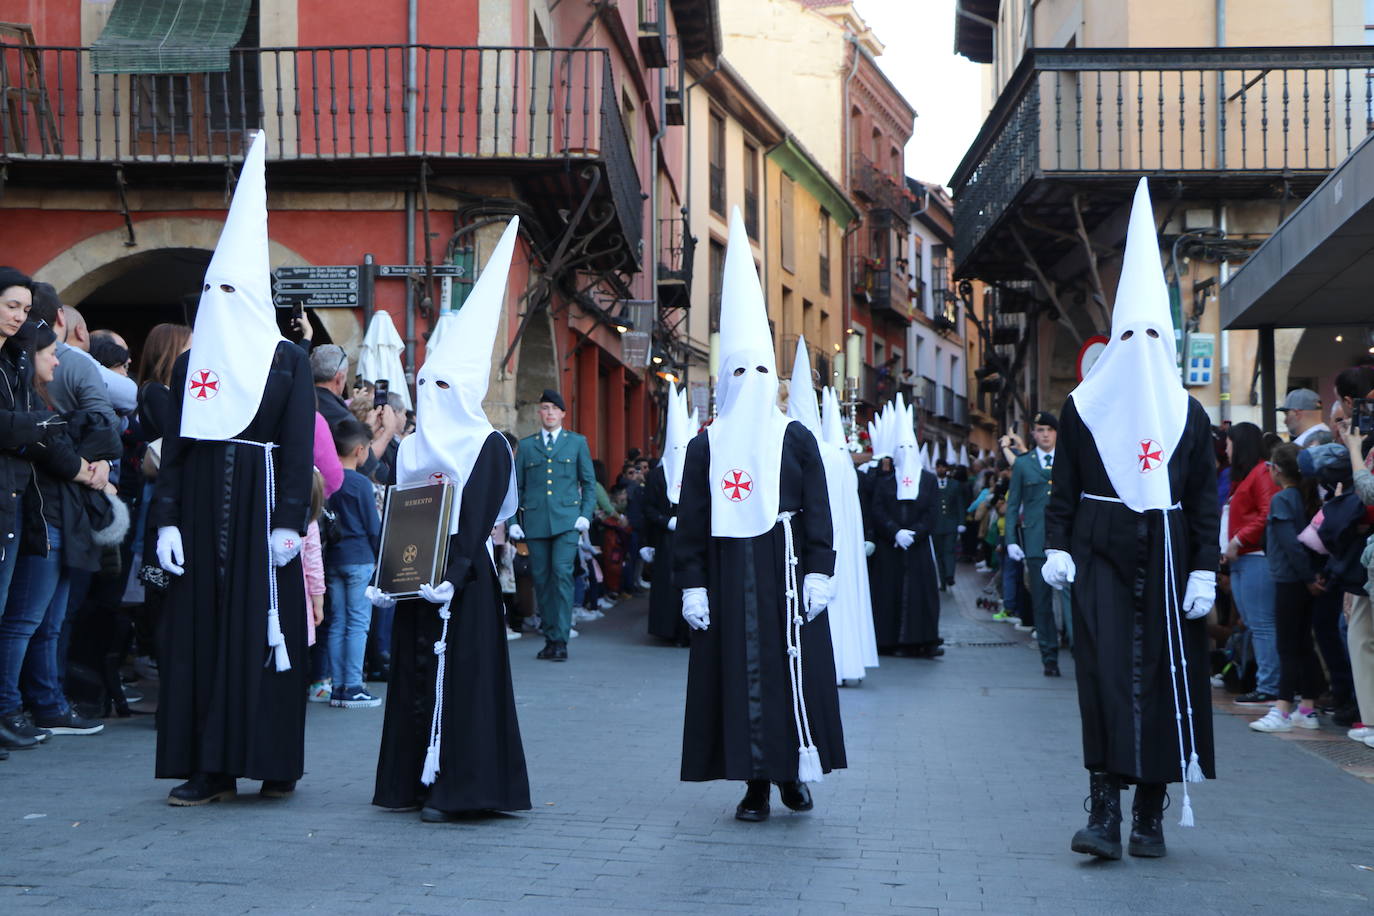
[721,469,753,502]
[1138,438,1163,473]
[189,369,220,400]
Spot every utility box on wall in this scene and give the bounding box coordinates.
[1185,333,1215,387]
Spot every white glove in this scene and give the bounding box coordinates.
[270,528,303,567]
[682,587,710,630]
[957,525,967,534]
[574,516,591,533]
[1183,570,1216,620]
[639,546,656,563]
[156,526,185,576]
[1007,543,1025,563]
[507,523,526,541]
[802,573,831,621]
[895,529,915,550]
[420,581,455,605]
[365,585,397,609]
[1041,548,1076,591]
[668,516,678,532]
[864,540,875,557]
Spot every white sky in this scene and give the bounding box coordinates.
[851,0,987,189]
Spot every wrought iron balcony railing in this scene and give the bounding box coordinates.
[918,376,938,415]
[949,46,1374,268]
[0,43,643,261]
[851,254,911,323]
[851,153,911,216]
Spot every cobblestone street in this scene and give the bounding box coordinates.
[3,573,1373,914]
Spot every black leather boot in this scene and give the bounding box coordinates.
[1128,783,1168,858]
[777,781,813,812]
[536,639,558,660]
[168,772,237,807]
[735,780,770,822]
[1070,771,1122,860]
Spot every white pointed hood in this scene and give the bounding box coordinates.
[708,207,793,538]
[397,218,520,531]
[821,387,847,450]
[786,335,822,434]
[894,398,923,500]
[1070,178,1188,513]
[958,444,969,468]
[359,309,412,411]
[922,442,934,472]
[662,384,694,506]
[180,131,283,440]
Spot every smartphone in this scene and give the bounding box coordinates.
[374,378,390,409]
[292,300,304,321]
[1355,397,1374,435]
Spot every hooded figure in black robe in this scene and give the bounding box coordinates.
[1044,179,1219,861]
[674,209,844,822]
[370,219,529,821]
[646,385,694,645]
[152,134,315,805]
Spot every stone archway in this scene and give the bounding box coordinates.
[32,218,362,351]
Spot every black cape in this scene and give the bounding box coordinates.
[1046,396,1219,784]
[373,432,531,813]
[151,342,315,782]
[869,468,942,649]
[643,464,688,643]
[674,422,846,782]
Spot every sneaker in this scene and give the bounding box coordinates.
[1347,724,1373,742]
[1233,691,1279,706]
[569,628,579,639]
[974,562,990,573]
[597,597,617,610]
[1248,708,1292,733]
[1209,675,1225,688]
[505,629,522,641]
[1013,622,1034,633]
[0,712,48,748]
[33,707,104,736]
[991,611,1011,622]
[1291,709,1319,729]
[1365,735,1374,750]
[307,680,333,703]
[330,688,382,709]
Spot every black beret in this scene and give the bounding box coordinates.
[539,389,565,411]
[1032,411,1058,430]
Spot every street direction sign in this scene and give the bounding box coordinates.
[272,265,359,308]
[377,264,468,278]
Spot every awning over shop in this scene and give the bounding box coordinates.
[90,0,251,74]
[1222,132,1374,329]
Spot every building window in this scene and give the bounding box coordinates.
[779,175,796,274]
[709,238,726,332]
[622,89,637,167]
[890,145,901,180]
[709,110,726,216]
[743,142,760,239]
[818,210,831,295]
[871,127,882,163]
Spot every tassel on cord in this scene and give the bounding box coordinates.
[1161,518,1198,825]
[779,512,823,784]
[421,603,453,786]
[1179,795,1195,827]
[1186,752,1205,784]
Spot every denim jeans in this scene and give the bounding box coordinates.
[0,524,71,717]
[1231,553,1279,695]
[326,563,375,692]
[1001,554,1024,619]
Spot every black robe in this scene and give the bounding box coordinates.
[1046,396,1219,785]
[373,432,531,813]
[644,464,688,643]
[869,469,942,649]
[151,342,315,782]
[674,423,846,782]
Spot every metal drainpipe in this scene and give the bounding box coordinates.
[648,11,668,447]
[683,60,721,388]
[403,0,418,379]
[1219,205,1230,422]
[842,33,861,358]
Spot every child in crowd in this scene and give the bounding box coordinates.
[302,470,327,681]
[1250,443,1325,733]
[326,419,383,709]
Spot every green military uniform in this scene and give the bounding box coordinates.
[516,427,596,648]
[932,474,966,587]
[1006,447,1072,667]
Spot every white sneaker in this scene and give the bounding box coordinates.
[307,680,333,703]
[1013,622,1034,633]
[1347,725,1373,742]
[1249,708,1292,732]
[1291,709,1319,729]
[505,629,522,641]
[597,597,617,610]
[569,628,579,639]
[1364,735,1374,749]
[1209,675,1225,688]
[974,562,989,572]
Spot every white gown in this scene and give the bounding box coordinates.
[819,443,880,682]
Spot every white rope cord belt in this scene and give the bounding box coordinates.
[422,595,453,786]
[1079,492,1202,825]
[778,511,823,784]
[227,439,289,673]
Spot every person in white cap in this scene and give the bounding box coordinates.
[674,208,845,822]
[1044,178,1220,861]
[644,385,696,646]
[369,220,530,822]
[151,132,316,806]
[869,398,943,657]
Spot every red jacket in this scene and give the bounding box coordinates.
[1228,462,1279,554]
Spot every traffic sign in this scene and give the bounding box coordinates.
[377,264,468,278]
[1076,335,1109,382]
[272,265,360,308]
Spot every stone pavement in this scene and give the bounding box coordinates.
[3,566,1374,914]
